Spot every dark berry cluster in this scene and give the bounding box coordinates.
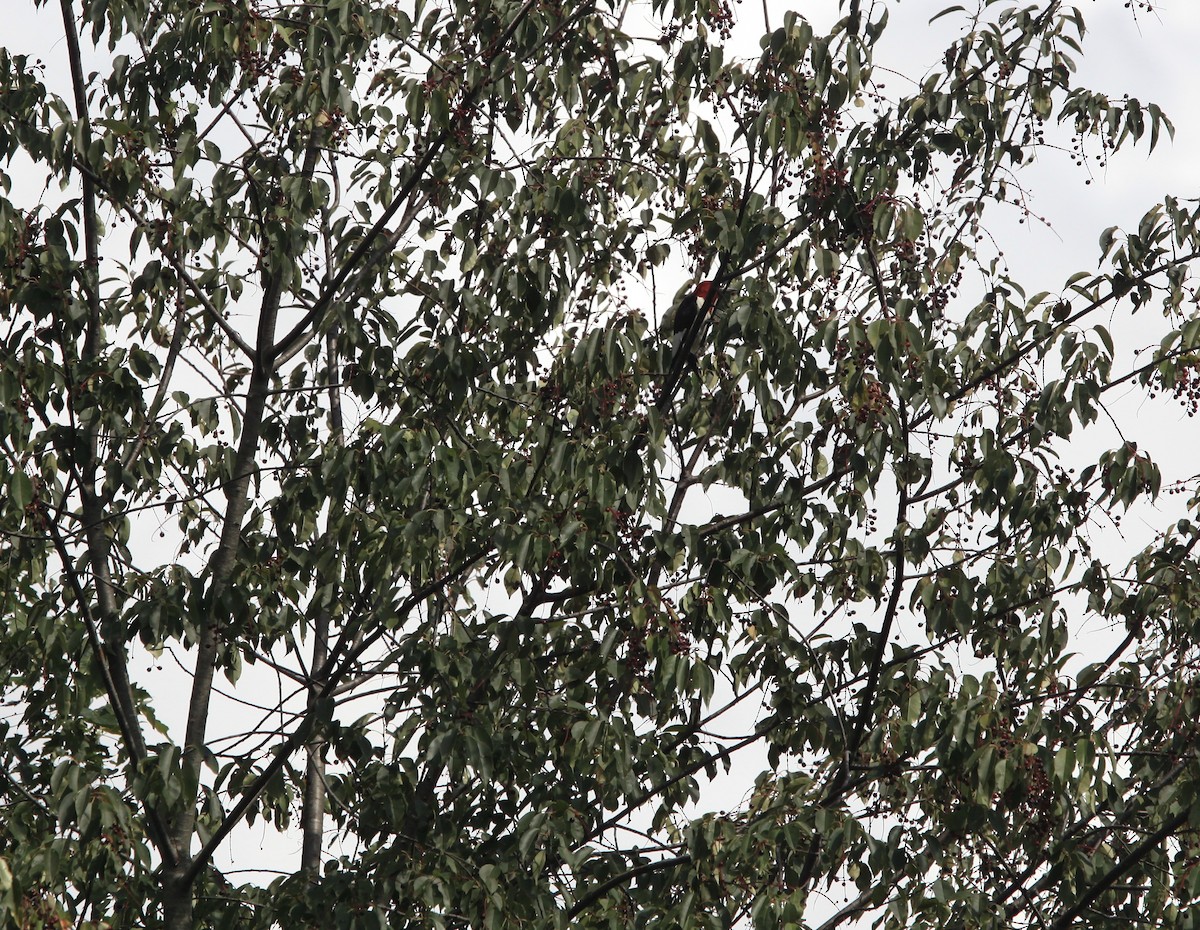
[1150,356,1200,417]
[625,624,648,678]
[706,0,737,42]
[985,717,1055,848]
[1,210,38,277]
[854,380,890,425]
[833,337,876,373]
[622,605,693,684]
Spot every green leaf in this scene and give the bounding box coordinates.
[9,471,32,512]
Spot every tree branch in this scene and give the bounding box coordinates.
[1050,806,1191,930]
[268,0,545,366]
[44,512,178,868]
[567,855,691,919]
[58,0,175,870]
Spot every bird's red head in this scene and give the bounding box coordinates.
[695,280,717,301]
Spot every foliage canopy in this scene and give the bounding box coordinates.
[2,0,1200,928]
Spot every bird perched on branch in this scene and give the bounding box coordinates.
[657,279,719,409]
[664,280,717,357]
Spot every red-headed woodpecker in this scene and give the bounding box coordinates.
[666,280,717,355]
[656,279,719,409]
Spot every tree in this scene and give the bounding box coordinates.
[2,0,1199,927]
